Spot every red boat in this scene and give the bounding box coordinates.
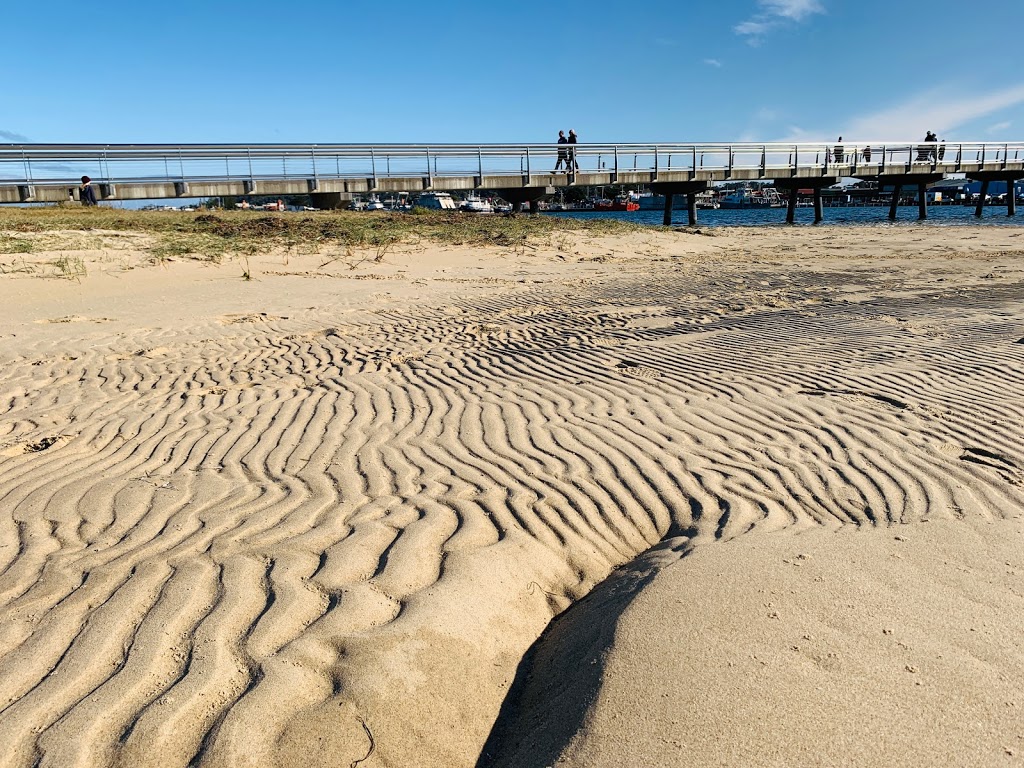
[593,194,640,212]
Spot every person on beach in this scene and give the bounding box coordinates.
[553,130,569,173]
[568,129,579,172]
[79,176,97,206]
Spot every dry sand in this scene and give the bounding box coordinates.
[0,223,1022,767]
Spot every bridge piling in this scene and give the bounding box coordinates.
[918,182,928,220]
[785,187,798,224]
[888,184,903,221]
[813,188,823,224]
[975,181,989,217]
[1010,186,1017,216]
[650,181,708,227]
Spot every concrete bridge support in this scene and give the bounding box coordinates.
[968,172,1020,217]
[889,185,903,221]
[501,186,555,214]
[650,182,708,226]
[774,178,836,225]
[876,175,942,221]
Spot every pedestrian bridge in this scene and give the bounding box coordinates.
[2,141,1021,223]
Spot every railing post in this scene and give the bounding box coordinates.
[370,147,377,188]
[793,145,798,173]
[311,146,318,183]
[425,147,432,187]
[653,145,659,181]
[477,146,483,183]
[727,146,733,178]
[21,148,32,184]
[1003,143,1008,170]
[692,145,696,173]
[955,143,962,171]
[760,145,766,176]
[525,146,531,180]
[179,148,186,180]
[614,146,619,181]
[880,145,886,173]
[247,147,253,183]
[981,144,986,165]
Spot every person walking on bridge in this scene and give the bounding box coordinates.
[568,129,579,172]
[553,130,569,173]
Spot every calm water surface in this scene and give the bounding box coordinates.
[548,205,1022,227]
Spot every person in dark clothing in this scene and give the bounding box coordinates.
[926,131,938,161]
[937,139,946,161]
[833,137,844,163]
[862,145,872,162]
[553,131,568,172]
[567,129,579,172]
[79,176,97,206]
[917,131,936,161]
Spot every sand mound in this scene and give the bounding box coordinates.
[0,225,1021,767]
[482,520,1024,767]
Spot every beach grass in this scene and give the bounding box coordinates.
[0,207,641,262]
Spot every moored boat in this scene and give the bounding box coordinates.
[594,194,640,212]
[459,194,493,213]
[719,186,784,209]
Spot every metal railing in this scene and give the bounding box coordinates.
[2,142,1022,187]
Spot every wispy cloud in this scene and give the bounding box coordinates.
[703,58,723,68]
[0,129,31,143]
[987,120,1012,134]
[845,83,1024,139]
[735,0,824,44]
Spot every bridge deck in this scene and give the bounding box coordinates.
[1,142,1021,203]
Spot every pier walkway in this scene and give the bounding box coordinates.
[2,141,1022,224]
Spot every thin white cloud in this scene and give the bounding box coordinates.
[0,129,31,143]
[735,0,824,43]
[845,83,1024,139]
[761,0,824,20]
[987,120,1012,134]
[703,58,723,68]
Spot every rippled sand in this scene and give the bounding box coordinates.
[0,225,1022,767]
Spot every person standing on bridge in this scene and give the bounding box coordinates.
[833,137,844,164]
[568,129,579,172]
[553,130,569,173]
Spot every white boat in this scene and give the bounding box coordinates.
[365,196,386,211]
[414,192,457,210]
[719,186,784,209]
[459,194,493,213]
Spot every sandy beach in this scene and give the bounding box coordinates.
[1,221,1022,767]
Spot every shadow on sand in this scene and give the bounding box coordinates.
[476,534,695,768]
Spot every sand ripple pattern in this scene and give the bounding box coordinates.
[0,267,1022,766]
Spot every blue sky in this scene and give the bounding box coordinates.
[2,0,1021,145]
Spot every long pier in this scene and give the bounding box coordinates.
[2,141,1022,224]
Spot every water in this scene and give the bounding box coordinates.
[548,205,1022,227]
